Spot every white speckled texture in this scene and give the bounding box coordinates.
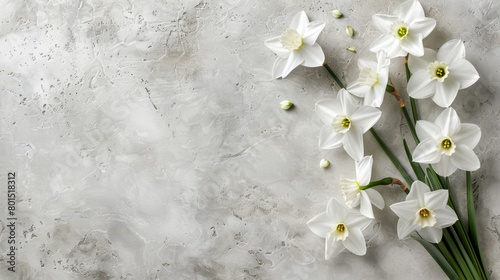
[0,0,499,279]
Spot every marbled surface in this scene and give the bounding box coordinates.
[0,0,499,279]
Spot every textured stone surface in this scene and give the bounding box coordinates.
[0,0,499,279]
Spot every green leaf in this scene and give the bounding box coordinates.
[414,237,460,280]
[467,171,490,279]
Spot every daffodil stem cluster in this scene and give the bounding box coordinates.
[322,58,488,280]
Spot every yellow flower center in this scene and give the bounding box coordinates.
[397,27,408,38]
[332,116,352,133]
[390,21,409,39]
[419,208,430,217]
[280,29,303,51]
[441,139,452,149]
[341,118,351,128]
[435,67,446,78]
[428,61,450,82]
[437,137,456,156]
[336,223,345,232]
[416,207,436,228]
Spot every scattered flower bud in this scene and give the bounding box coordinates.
[346,25,354,37]
[280,100,294,110]
[331,10,343,18]
[346,47,357,53]
[320,159,330,168]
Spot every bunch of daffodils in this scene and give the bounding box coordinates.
[265,1,488,279]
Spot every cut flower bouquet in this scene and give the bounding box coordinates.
[265,1,489,279]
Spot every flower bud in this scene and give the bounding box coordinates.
[280,100,294,110]
[346,26,354,37]
[346,47,356,53]
[331,10,343,18]
[320,159,330,168]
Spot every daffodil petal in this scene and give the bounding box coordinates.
[450,145,480,171]
[300,43,325,67]
[316,99,343,125]
[339,89,359,116]
[365,189,385,210]
[264,36,291,58]
[326,197,349,221]
[408,181,430,206]
[408,17,436,38]
[407,70,437,99]
[432,156,457,177]
[394,0,425,24]
[342,227,367,256]
[417,227,442,243]
[356,156,373,186]
[365,86,383,108]
[343,128,364,161]
[303,21,326,45]
[326,234,345,259]
[396,218,419,239]
[437,39,465,65]
[372,14,399,32]
[390,200,419,220]
[412,138,440,164]
[435,107,461,136]
[350,106,381,133]
[449,59,480,89]
[346,81,369,98]
[416,120,440,141]
[359,191,375,218]
[453,123,480,149]
[277,51,305,78]
[290,11,309,35]
[424,189,448,210]
[307,212,333,237]
[400,33,424,57]
[370,34,407,58]
[434,207,458,228]
[408,49,437,73]
[346,212,373,230]
[319,125,344,149]
[432,78,460,108]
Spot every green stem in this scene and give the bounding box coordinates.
[360,177,393,190]
[323,63,346,89]
[401,105,419,144]
[369,128,413,187]
[405,55,419,123]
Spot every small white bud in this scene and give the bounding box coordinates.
[346,47,357,53]
[346,25,354,37]
[280,100,294,110]
[331,10,343,18]
[320,159,330,168]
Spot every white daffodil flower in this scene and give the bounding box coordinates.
[370,0,436,58]
[412,107,481,177]
[265,11,326,79]
[346,51,391,107]
[390,181,458,243]
[407,39,480,108]
[341,156,385,218]
[308,197,373,259]
[316,89,382,161]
